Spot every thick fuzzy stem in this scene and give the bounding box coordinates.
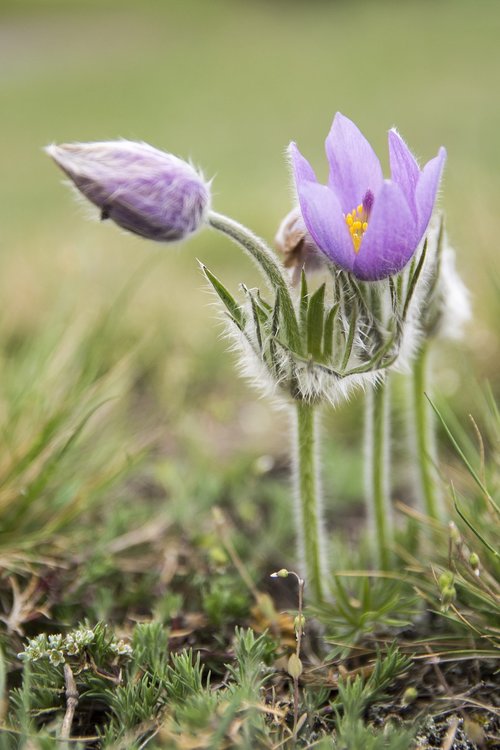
[365,379,392,569]
[207,211,301,352]
[293,400,326,602]
[411,343,442,521]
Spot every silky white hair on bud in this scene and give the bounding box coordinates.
[415,215,471,345]
[435,243,471,341]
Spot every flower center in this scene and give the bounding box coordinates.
[344,189,374,253]
[345,204,369,253]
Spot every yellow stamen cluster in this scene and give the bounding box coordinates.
[345,204,369,253]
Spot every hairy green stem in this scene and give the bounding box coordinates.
[293,400,326,602]
[365,379,392,569]
[411,343,442,521]
[207,211,301,352]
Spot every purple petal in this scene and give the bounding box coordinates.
[288,141,318,186]
[388,129,420,219]
[415,147,446,236]
[296,182,354,272]
[325,113,384,213]
[353,181,418,281]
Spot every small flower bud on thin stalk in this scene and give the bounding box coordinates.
[469,552,480,576]
[272,569,305,736]
[270,568,290,579]
[441,584,457,610]
[448,521,461,545]
[438,570,454,591]
[294,613,306,630]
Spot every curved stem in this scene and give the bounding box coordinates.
[365,378,392,569]
[293,400,326,602]
[207,211,301,352]
[411,343,442,521]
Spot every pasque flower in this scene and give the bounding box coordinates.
[46,140,210,242]
[289,113,446,281]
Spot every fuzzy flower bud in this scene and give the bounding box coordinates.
[46,140,210,242]
[419,216,471,342]
[275,207,325,286]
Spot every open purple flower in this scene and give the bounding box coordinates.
[289,113,446,281]
[46,140,210,242]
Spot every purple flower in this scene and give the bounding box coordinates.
[46,140,210,242]
[289,113,446,281]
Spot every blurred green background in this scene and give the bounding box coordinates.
[0,0,498,561]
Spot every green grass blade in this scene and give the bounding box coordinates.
[428,397,500,515]
[452,487,499,557]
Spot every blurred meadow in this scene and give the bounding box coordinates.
[0,0,499,746]
[2,0,499,467]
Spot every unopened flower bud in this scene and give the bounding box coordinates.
[401,686,418,706]
[275,207,324,286]
[469,552,480,575]
[441,585,457,606]
[438,571,454,591]
[46,140,210,242]
[421,218,471,342]
[448,521,461,544]
[287,653,303,679]
[294,614,306,631]
[270,568,289,579]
